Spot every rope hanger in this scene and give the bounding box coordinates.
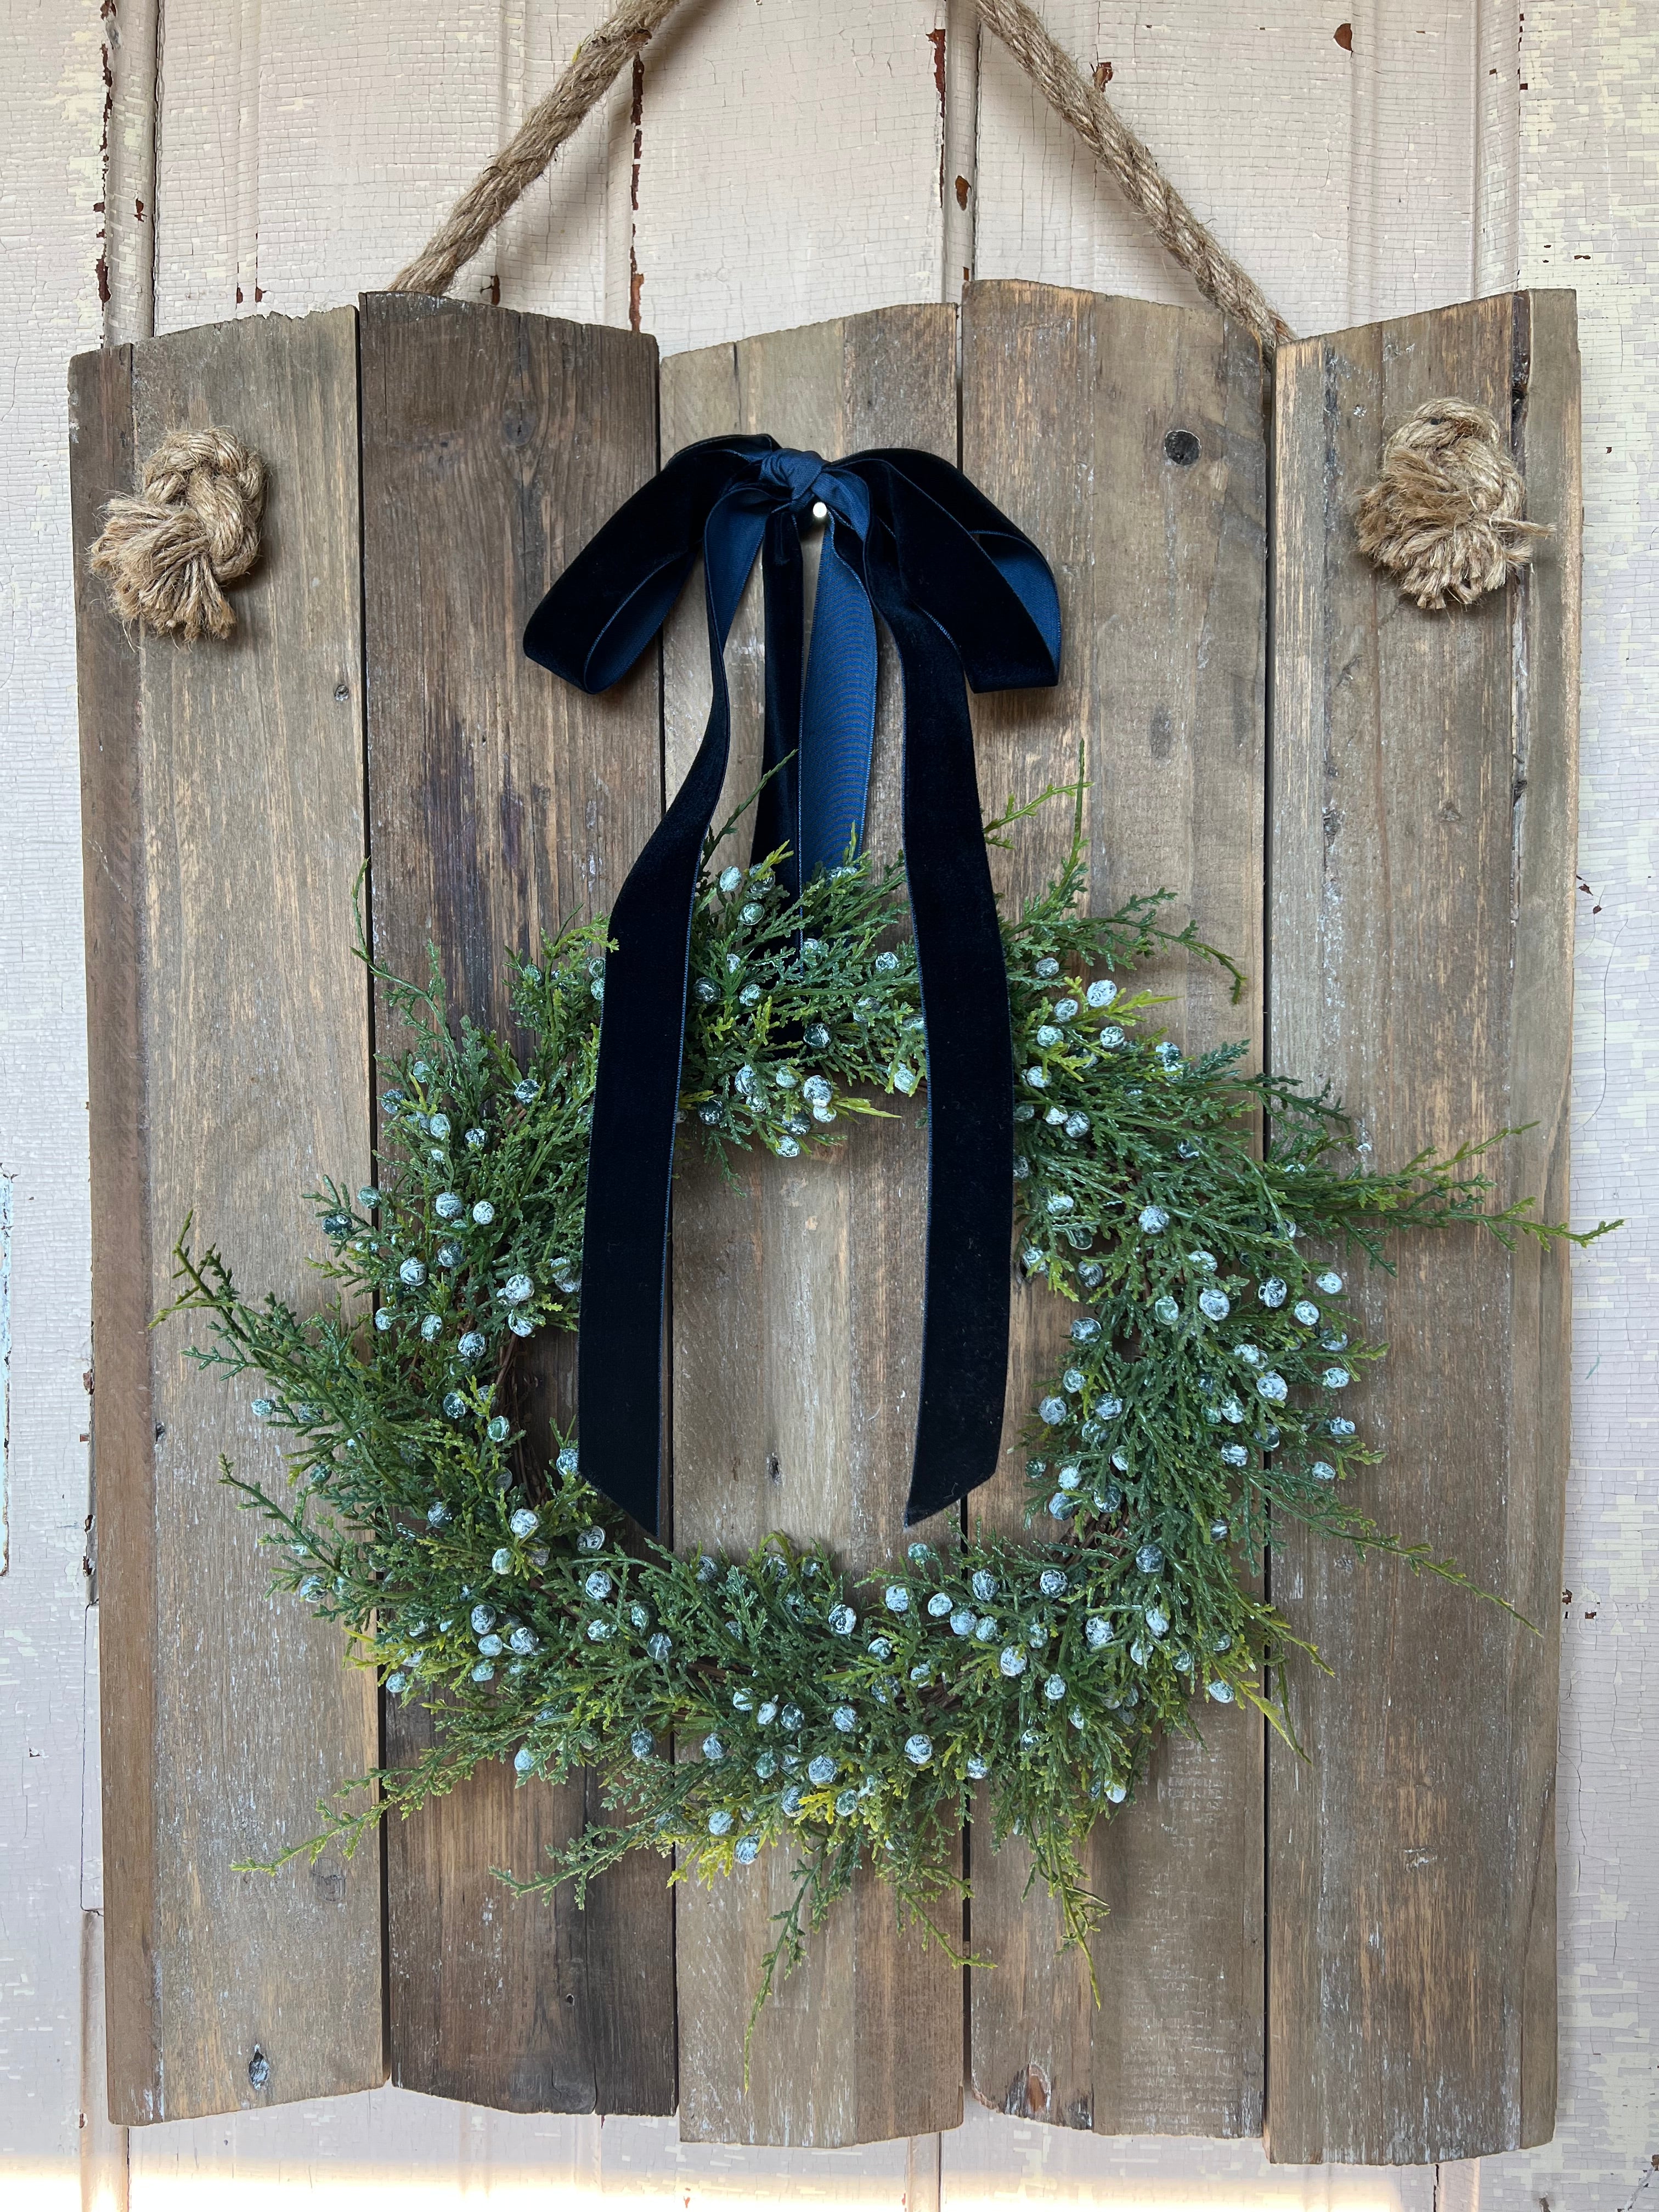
[89,0,1545,635]
[388,0,1296,353]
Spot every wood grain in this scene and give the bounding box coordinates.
[1265,292,1580,2164]
[958,279,1270,2138]
[664,307,966,2147]
[359,290,675,2115]
[71,307,384,2123]
[71,341,156,2120]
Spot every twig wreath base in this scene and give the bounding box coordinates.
[168,791,1605,2038]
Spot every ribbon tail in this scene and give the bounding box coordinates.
[576,492,771,1533]
[797,528,879,881]
[866,546,1014,1527]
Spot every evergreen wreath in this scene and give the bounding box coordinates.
[167,789,1605,2031]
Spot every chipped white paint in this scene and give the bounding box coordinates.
[100,0,157,346]
[1,0,1652,2203]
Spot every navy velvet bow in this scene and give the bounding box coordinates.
[524,436,1060,1534]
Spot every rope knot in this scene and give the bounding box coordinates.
[89,427,268,641]
[1354,398,1548,611]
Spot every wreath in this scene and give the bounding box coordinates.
[168,791,1600,2035]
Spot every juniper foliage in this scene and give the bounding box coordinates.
[165,793,1610,2041]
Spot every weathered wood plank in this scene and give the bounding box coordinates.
[664,306,966,2147]
[71,339,159,2125]
[959,278,1269,2138]
[1265,291,1579,2163]
[359,290,675,2115]
[71,308,384,2122]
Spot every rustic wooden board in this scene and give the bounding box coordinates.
[358,290,675,2115]
[71,342,155,2122]
[957,280,1270,2137]
[1265,291,1580,2164]
[663,306,966,2147]
[70,307,384,2123]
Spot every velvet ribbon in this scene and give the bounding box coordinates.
[524,436,1060,1534]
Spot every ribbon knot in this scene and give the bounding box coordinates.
[525,435,1060,1535]
[758,445,827,504]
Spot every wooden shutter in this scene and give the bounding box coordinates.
[72,285,1578,2159]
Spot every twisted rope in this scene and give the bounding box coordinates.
[974,0,1293,349]
[89,427,267,640]
[1354,399,1548,610]
[388,0,1294,351]
[391,0,687,298]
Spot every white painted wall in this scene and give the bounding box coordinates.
[0,10,106,2212]
[1,2,1651,2205]
[1480,7,1658,2204]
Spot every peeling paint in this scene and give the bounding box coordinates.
[95,17,113,308]
[1003,2061,1052,2119]
[629,50,645,335]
